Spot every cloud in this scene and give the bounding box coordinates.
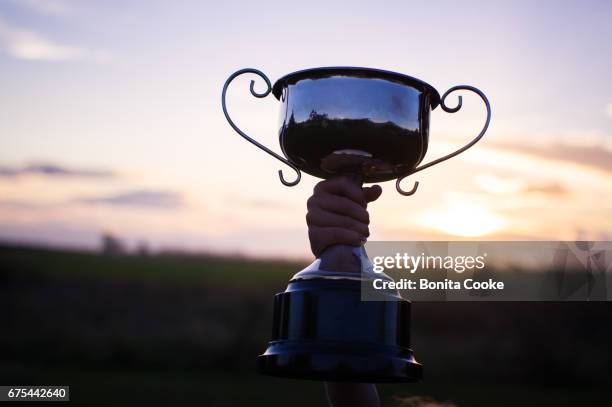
[0,199,45,210]
[0,162,114,178]
[0,18,109,62]
[473,173,568,196]
[524,181,568,196]
[233,197,293,210]
[247,199,292,209]
[490,139,612,174]
[76,190,183,209]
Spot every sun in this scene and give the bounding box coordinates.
[419,200,504,238]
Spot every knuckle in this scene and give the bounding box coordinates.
[350,207,364,221]
[316,178,333,191]
[308,228,320,242]
[360,209,370,223]
[306,196,315,210]
[310,242,320,256]
[305,211,313,224]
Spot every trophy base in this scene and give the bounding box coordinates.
[257,262,422,383]
[258,340,422,383]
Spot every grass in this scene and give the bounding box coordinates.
[0,244,303,286]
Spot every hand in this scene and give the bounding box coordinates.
[306,175,382,257]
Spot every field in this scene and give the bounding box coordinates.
[1,244,611,406]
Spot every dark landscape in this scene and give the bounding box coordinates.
[1,244,611,406]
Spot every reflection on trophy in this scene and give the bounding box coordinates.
[222,67,490,382]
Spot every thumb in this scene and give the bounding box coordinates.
[363,185,382,203]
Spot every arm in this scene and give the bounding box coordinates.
[325,382,380,407]
[305,176,383,407]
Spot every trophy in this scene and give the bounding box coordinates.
[222,67,490,382]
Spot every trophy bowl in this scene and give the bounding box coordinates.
[273,67,440,182]
[221,67,490,382]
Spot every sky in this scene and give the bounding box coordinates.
[0,0,611,258]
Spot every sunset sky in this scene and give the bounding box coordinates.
[1,0,611,258]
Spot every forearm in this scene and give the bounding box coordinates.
[325,383,380,407]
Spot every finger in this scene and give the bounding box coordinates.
[310,192,369,224]
[306,207,370,237]
[314,177,366,207]
[363,185,382,203]
[309,226,364,256]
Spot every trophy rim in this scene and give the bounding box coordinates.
[272,66,440,108]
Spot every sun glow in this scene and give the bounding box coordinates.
[418,199,505,238]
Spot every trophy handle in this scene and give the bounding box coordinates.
[396,85,491,196]
[222,68,302,186]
